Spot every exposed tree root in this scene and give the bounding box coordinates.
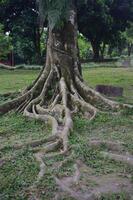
[0,92,19,98]
[101,151,133,167]
[55,161,133,200]
[75,76,133,111]
[0,135,59,152]
[0,68,133,199]
[89,139,125,152]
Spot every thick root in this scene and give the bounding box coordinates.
[89,139,124,152]
[75,76,133,111]
[55,161,133,200]
[101,151,133,167]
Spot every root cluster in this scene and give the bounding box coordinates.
[0,34,133,200]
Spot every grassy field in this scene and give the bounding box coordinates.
[0,67,133,103]
[0,69,38,94]
[83,67,133,104]
[0,66,133,199]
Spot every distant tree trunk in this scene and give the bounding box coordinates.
[118,45,123,57]
[91,40,101,61]
[34,26,42,64]
[108,45,113,58]
[100,42,106,60]
[127,43,133,56]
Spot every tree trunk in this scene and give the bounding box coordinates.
[34,26,42,64]
[100,42,106,60]
[0,3,132,198]
[128,43,133,57]
[91,41,101,61]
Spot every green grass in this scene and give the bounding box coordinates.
[0,66,133,199]
[0,112,133,199]
[83,67,133,104]
[0,69,39,93]
[0,67,133,103]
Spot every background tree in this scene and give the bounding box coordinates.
[123,23,133,56]
[0,0,44,64]
[0,23,12,61]
[78,33,91,61]
[78,0,133,61]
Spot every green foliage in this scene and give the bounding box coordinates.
[78,0,133,59]
[123,23,133,44]
[0,0,42,64]
[78,33,91,60]
[0,24,12,60]
[39,0,88,30]
[39,0,71,29]
[126,23,133,43]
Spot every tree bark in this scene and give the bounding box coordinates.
[100,42,106,60]
[34,26,41,64]
[91,40,101,61]
[127,43,133,56]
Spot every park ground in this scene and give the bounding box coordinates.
[0,65,133,199]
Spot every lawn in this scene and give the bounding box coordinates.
[0,69,39,94]
[83,67,133,104]
[0,66,133,200]
[0,66,133,103]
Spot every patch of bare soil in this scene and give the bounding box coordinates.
[101,151,133,167]
[89,139,133,167]
[89,139,124,152]
[55,160,133,200]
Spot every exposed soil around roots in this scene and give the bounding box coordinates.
[54,140,133,199]
[55,160,133,200]
[89,139,133,167]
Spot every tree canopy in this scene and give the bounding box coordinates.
[0,23,12,60]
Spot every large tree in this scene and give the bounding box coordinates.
[0,0,43,64]
[124,23,133,56]
[0,23,12,60]
[0,0,133,197]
